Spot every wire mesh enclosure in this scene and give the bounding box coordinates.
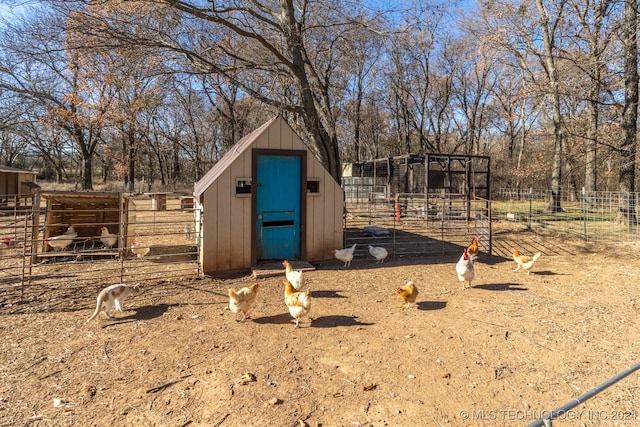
[343,153,490,202]
[0,191,200,301]
[342,154,492,259]
[494,188,640,242]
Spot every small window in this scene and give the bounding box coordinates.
[307,179,320,195]
[235,178,252,195]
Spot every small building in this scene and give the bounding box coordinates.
[194,116,344,274]
[37,191,136,255]
[0,165,40,205]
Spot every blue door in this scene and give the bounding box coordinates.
[256,154,301,260]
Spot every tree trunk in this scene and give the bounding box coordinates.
[126,128,136,192]
[536,0,564,212]
[619,0,638,225]
[81,154,93,190]
[280,0,341,181]
[585,93,598,195]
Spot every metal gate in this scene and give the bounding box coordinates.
[344,193,491,260]
[0,191,201,301]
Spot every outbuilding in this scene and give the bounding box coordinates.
[0,165,39,205]
[194,116,344,274]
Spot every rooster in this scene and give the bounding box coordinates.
[368,245,388,264]
[1,236,10,252]
[228,283,259,322]
[45,226,77,251]
[396,281,418,309]
[282,260,304,290]
[456,248,475,290]
[100,226,118,249]
[332,243,357,268]
[131,239,150,258]
[284,279,311,328]
[466,236,480,260]
[512,250,542,274]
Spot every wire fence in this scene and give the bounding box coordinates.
[493,188,640,243]
[344,193,491,259]
[0,191,200,302]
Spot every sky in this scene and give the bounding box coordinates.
[0,1,36,26]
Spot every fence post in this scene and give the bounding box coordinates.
[581,187,588,241]
[528,187,532,230]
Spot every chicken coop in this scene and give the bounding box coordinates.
[35,191,136,258]
[194,115,344,274]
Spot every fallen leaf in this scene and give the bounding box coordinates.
[239,372,257,385]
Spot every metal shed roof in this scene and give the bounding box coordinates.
[0,165,37,174]
[194,116,278,197]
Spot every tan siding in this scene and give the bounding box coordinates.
[216,171,232,271]
[271,118,283,149]
[305,160,344,262]
[202,182,218,273]
[255,132,270,149]
[229,155,251,269]
[281,120,293,149]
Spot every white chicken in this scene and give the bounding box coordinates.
[456,248,475,290]
[368,245,388,264]
[45,226,77,251]
[284,279,311,328]
[282,259,304,290]
[100,226,118,249]
[332,243,357,268]
[131,239,150,258]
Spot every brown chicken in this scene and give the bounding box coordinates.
[131,239,150,258]
[466,236,479,260]
[284,279,311,328]
[396,281,419,309]
[512,249,542,274]
[228,283,260,322]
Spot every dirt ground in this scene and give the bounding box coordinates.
[1,225,639,427]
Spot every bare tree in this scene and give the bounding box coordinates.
[567,0,617,195]
[618,0,638,224]
[60,0,383,182]
[0,12,106,189]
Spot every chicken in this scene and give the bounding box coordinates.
[512,249,542,274]
[284,279,311,328]
[1,236,10,252]
[100,226,118,249]
[131,239,150,258]
[228,283,259,322]
[368,245,388,264]
[456,248,475,290]
[45,226,77,251]
[396,281,419,309]
[332,243,357,268]
[466,236,480,260]
[282,259,304,290]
